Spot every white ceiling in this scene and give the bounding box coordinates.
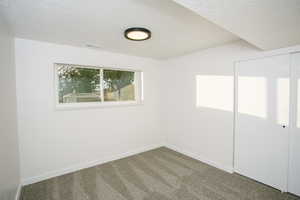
[173,0,300,50]
[0,0,238,59]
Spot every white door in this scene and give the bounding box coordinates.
[235,54,290,191]
[289,52,300,196]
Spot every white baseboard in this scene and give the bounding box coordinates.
[22,143,164,186]
[166,144,234,174]
[15,184,22,200]
[21,143,233,186]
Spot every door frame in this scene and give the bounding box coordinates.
[288,52,300,195]
[232,53,293,192]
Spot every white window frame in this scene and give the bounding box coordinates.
[54,63,143,110]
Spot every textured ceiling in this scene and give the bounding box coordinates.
[173,0,300,50]
[0,0,238,59]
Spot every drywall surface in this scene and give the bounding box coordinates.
[0,16,20,200]
[162,40,300,172]
[15,37,300,185]
[15,38,164,183]
[2,0,238,59]
[173,0,300,50]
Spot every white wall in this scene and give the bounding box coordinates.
[15,37,300,186]
[15,38,164,184]
[0,16,20,200]
[162,40,300,172]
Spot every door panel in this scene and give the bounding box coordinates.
[235,54,290,191]
[289,53,300,196]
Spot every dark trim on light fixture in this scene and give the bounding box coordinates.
[124,27,151,41]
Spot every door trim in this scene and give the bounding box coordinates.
[287,52,300,195]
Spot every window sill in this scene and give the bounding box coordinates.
[55,101,143,111]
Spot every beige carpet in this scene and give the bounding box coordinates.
[21,147,299,200]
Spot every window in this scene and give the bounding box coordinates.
[103,69,135,101]
[57,66,101,103]
[55,63,142,108]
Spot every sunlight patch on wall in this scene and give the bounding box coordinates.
[277,78,289,126]
[238,76,267,118]
[196,75,233,112]
[297,79,300,128]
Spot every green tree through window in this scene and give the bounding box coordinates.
[58,66,100,103]
[103,70,135,101]
[56,64,136,104]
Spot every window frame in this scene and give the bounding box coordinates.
[54,63,143,110]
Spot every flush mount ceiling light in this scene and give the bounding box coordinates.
[124,27,151,41]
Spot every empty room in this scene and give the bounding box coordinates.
[1,0,300,200]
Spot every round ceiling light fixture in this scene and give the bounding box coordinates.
[124,27,151,41]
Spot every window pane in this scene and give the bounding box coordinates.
[103,69,135,101]
[57,65,101,103]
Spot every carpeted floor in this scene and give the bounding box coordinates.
[20,147,299,200]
